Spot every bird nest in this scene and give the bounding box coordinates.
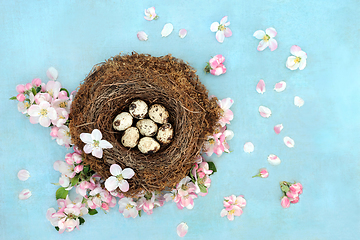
[69,53,221,197]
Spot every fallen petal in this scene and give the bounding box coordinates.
[19,189,32,200]
[137,31,148,41]
[161,23,173,37]
[244,142,254,153]
[46,67,58,81]
[274,81,286,92]
[179,29,187,38]
[177,222,188,237]
[256,79,266,94]
[274,124,283,134]
[17,169,30,181]
[259,106,271,118]
[294,96,304,107]
[267,154,281,165]
[283,136,295,148]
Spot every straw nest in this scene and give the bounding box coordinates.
[69,53,221,196]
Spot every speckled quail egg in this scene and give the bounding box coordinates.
[138,137,160,154]
[121,127,140,148]
[113,112,133,131]
[156,123,174,144]
[148,104,169,124]
[129,100,148,119]
[136,119,158,137]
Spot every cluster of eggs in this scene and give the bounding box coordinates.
[113,100,174,154]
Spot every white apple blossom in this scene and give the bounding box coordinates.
[105,164,135,192]
[80,129,113,158]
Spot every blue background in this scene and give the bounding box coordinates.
[0,0,359,239]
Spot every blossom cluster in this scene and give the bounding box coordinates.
[220,195,246,221]
[203,97,234,157]
[280,181,303,208]
[204,54,227,76]
[11,67,75,148]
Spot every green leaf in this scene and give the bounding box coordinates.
[199,184,207,193]
[31,87,37,96]
[9,96,17,100]
[79,217,85,225]
[70,176,80,186]
[55,226,59,231]
[60,88,70,97]
[83,165,90,174]
[36,86,42,93]
[189,166,196,183]
[207,162,217,174]
[138,210,142,217]
[55,187,68,200]
[88,209,98,215]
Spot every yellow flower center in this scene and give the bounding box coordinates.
[40,109,48,116]
[125,203,133,210]
[208,138,215,145]
[117,175,124,182]
[228,209,235,215]
[218,25,226,31]
[59,102,67,108]
[66,131,71,137]
[181,185,189,191]
[24,102,30,108]
[59,116,65,119]
[48,90,54,97]
[93,140,100,147]
[294,57,301,64]
[262,34,270,41]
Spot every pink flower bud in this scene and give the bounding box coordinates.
[16,94,26,102]
[73,145,82,154]
[286,190,298,199]
[101,203,109,211]
[58,91,68,99]
[16,84,25,93]
[50,127,59,137]
[74,165,84,173]
[289,183,303,195]
[65,153,74,165]
[260,169,269,178]
[32,78,42,87]
[290,196,299,204]
[41,83,46,92]
[72,153,82,164]
[281,196,290,208]
[25,83,33,90]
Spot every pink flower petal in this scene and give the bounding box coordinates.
[259,106,271,118]
[294,96,304,107]
[274,81,286,92]
[224,28,232,37]
[243,142,254,153]
[19,189,32,200]
[256,79,265,94]
[17,169,30,181]
[267,154,281,166]
[265,27,277,38]
[290,45,302,56]
[269,38,278,51]
[274,124,283,134]
[161,23,173,37]
[179,29,187,38]
[283,136,295,148]
[220,16,228,25]
[177,222,188,237]
[46,67,58,81]
[137,31,148,41]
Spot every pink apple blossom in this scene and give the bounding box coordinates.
[46,80,61,98]
[286,45,307,70]
[51,108,69,127]
[118,197,138,218]
[56,125,72,148]
[16,93,25,102]
[290,183,303,195]
[80,129,113,158]
[16,84,25,94]
[253,27,278,51]
[105,164,135,192]
[217,98,234,126]
[34,92,52,104]
[220,205,243,221]
[28,101,57,127]
[210,16,232,43]
[204,55,227,76]
[32,78,42,87]
[175,176,198,209]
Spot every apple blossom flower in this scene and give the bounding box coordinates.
[46,80,61,98]
[220,205,243,221]
[175,176,198,209]
[17,93,25,102]
[204,55,226,76]
[210,16,232,43]
[203,132,223,156]
[54,160,76,179]
[87,186,113,210]
[52,97,71,113]
[137,192,164,215]
[252,168,269,178]
[28,101,57,127]
[253,27,278,51]
[104,164,135,192]
[32,78,42,87]
[217,98,234,126]
[80,129,113,158]
[144,7,158,21]
[17,169,30,181]
[17,92,34,114]
[118,197,138,218]
[290,183,303,195]
[286,45,307,70]
[56,125,72,148]
[34,92,52,104]
[51,108,69,127]
[281,196,290,208]
[16,84,25,94]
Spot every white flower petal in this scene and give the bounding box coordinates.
[59,175,70,187]
[210,22,219,32]
[161,23,173,37]
[253,30,265,39]
[92,147,103,158]
[99,140,113,149]
[137,31,148,41]
[19,189,32,200]
[80,133,93,144]
[177,222,189,237]
[294,96,304,107]
[83,144,93,154]
[91,129,102,141]
[110,164,122,176]
[53,160,62,171]
[259,106,271,118]
[284,136,295,148]
[17,169,30,181]
[244,142,254,153]
[299,59,307,70]
[274,124,283,134]
[119,180,129,192]
[122,168,135,179]
[274,81,286,92]
[220,16,228,25]
[256,79,266,94]
[224,130,234,141]
[179,29,187,38]
[216,31,225,43]
[105,176,119,192]
[46,67,58,81]
[267,154,281,165]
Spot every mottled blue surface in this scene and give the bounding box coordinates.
[0,0,359,239]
